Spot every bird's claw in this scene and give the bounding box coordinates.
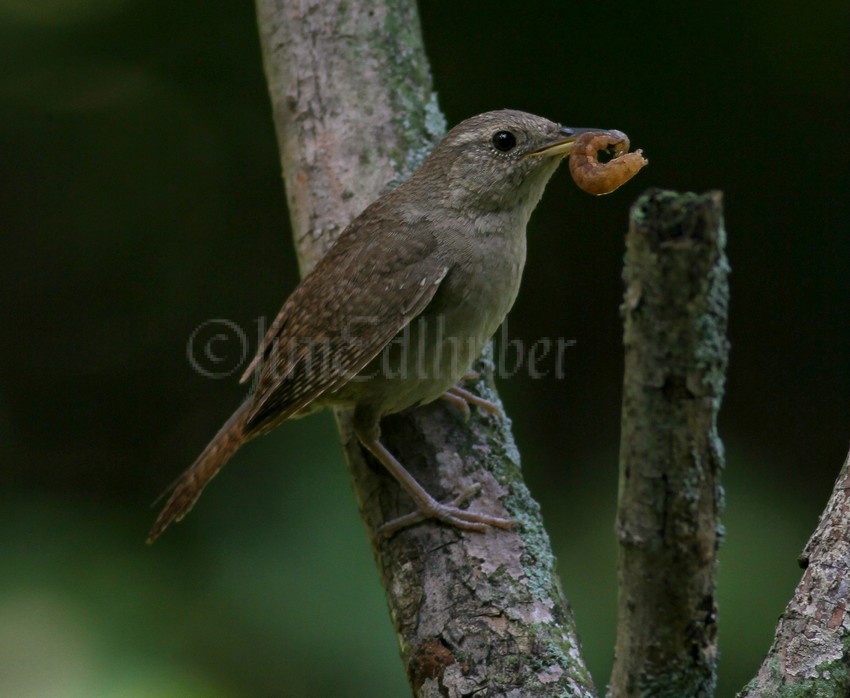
[378,484,517,537]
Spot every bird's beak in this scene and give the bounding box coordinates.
[528,126,603,158]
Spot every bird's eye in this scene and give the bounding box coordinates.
[491,130,517,152]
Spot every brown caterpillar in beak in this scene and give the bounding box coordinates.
[569,130,647,195]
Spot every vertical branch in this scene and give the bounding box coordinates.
[610,189,729,696]
[254,0,440,273]
[739,448,850,697]
[254,1,596,695]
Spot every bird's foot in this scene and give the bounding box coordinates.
[440,389,472,420]
[378,484,517,537]
[357,430,515,538]
[441,384,503,420]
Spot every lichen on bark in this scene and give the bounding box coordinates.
[611,189,729,697]
[739,450,850,697]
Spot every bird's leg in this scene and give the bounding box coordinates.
[354,425,516,537]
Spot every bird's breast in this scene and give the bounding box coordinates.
[405,226,527,395]
[327,221,528,417]
[438,231,526,338]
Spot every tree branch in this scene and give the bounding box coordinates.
[610,189,729,696]
[254,1,595,694]
[739,448,850,697]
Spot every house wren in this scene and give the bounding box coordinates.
[148,109,605,543]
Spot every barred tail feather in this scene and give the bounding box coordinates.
[147,403,250,543]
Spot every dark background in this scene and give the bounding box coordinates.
[1,0,848,695]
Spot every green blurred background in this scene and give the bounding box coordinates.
[1,0,848,695]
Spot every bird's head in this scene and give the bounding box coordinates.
[418,109,601,214]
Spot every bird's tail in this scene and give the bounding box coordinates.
[147,402,250,543]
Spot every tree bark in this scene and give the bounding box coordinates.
[610,190,729,697]
[739,448,850,697]
[254,1,595,694]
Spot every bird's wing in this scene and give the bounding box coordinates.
[242,214,449,434]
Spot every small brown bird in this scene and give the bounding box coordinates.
[148,110,602,543]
